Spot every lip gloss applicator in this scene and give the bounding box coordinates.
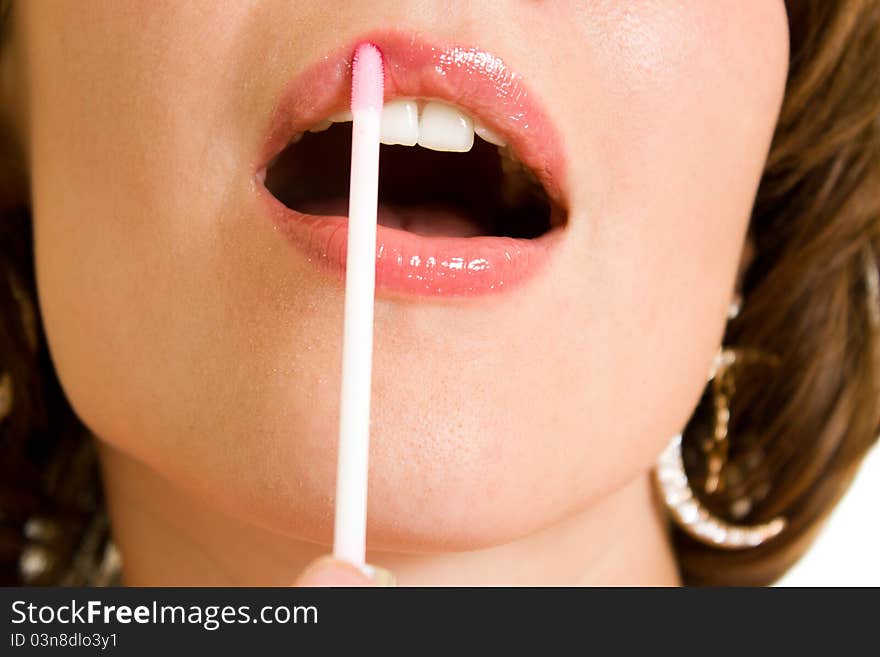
[332,43,384,568]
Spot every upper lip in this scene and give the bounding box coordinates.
[256,31,568,211]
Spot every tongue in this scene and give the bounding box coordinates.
[298,199,484,238]
[377,204,484,237]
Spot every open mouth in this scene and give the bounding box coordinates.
[264,98,564,241]
[257,33,569,297]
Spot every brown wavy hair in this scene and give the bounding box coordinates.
[1,1,879,586]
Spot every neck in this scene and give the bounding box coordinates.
[97,441,681,586]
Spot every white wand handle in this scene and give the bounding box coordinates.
[332,43,384,567]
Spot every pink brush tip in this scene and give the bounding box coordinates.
[351,43,384,112]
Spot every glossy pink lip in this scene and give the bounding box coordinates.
[256,32,568,298]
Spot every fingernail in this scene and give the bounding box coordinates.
[359,563,397,587]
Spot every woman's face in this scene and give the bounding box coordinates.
[11,1,788,549]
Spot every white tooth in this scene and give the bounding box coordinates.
[308,119,332,133]
[328,109,353,123]
[417,101,474,152]
[474,122,506,147]
[380,98,419,146]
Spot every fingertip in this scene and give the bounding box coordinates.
[295,557,375,587]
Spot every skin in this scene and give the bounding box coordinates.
[3,1,789,584]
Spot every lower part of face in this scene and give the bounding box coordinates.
[18,1,788,549]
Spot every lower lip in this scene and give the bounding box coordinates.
[263,196,561,297]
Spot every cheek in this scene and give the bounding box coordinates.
[527,0,790,498]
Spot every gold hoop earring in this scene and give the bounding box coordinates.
[654,347,787,549]
[655,434,786,549]
[656,243,880,549]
